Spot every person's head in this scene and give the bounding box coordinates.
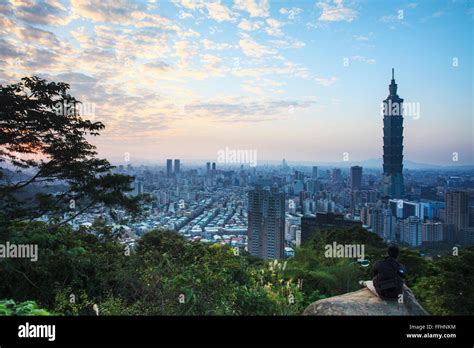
[388,245,400,259]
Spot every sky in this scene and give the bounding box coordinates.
[0,0,473,166]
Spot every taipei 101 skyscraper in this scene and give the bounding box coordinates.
[382,69,405,198]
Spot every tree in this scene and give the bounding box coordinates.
[0,223,304,316]
[0,76,144,225]
[413,248,474,315]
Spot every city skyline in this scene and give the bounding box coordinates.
[2,0,474,331]
[0,0,472,166]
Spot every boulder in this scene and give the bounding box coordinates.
[303,286,428,316]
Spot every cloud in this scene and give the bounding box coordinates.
[186,95,317,123]
[205,1,235,22]
[0,15,77,76]
[232,61,311,80]
[239,33,277,58]
[71,24,175,63]
[36,72,178,140]
[0,14,16,35]
[353,34,369,41]
[314,76,337,86]
[352,55,376,64]
[201,54,222,67]
[0,39,21,59]
[173,0,235,22]
[241,82,265,95]
[379,14,401,23]
[316,0,358,22]
[0,0,324,146]
[279,7,303,17]
[178,11,193,19]
[70,0,141,24]
[238,18,262,31]
[145,60,172,72]
[268,38,305,49]
[201,38,234,50]
[172,0,205,10]
[240,77,286,95]
[14,25,61,47]
[19,47,62,70]
[174,40,199,68]
[265,18,283,37]
[70,26,94,48]
[233,0,269,17]
[71,0,183,33]
[8,0,74,26]
[46,72,103,103]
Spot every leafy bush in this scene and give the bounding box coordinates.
[0,222,304,315]
[1,221,471,315]
[0,300,50,316]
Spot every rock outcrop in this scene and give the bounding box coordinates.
[303,286,428,316]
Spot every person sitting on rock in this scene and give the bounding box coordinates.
[372,245,406,300]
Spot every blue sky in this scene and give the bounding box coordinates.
[0,0,472,165]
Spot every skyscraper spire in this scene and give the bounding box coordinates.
[382,69,404,198]
[389,68,398,97]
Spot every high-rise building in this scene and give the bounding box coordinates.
[400,216,422,246]
[166,159,173,178]
[312,166,318,179]
[248,186,285,259]
[382,209,396,241]
[422,221,444,243]
[294,170,304,181]
[469,206,474,227]
[445,191,469,232]
[133,180,144,196]
[212,162,216,172]
[369,207,384,237]
[382,69,405,198]
[206,162,211,176]
[332,168,342,183]
[389,199,431,221]
[350,166,362,190]
[360,206,371,226]
[174,159,180,174]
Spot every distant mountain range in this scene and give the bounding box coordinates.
[288,159,474,170]
[4,158,473,172]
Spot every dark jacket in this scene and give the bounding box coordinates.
[372,257,406,299]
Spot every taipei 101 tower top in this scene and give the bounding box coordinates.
[382,68,405,198]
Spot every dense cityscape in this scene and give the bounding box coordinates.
[50,72,474,260]
[0,1,473,344]
[68,158,473,256]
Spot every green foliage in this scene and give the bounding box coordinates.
[0,223,304,316]
[412,248,474,315]
[398,247,436,287]
[0,299,50,316]
[1,222,471,316]
[52,288,96,316]
[283,227,385,307]
[0,221,129,309]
